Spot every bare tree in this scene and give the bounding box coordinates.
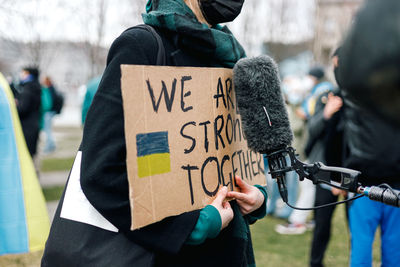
[229,0,316,56]
[71,0,110,79]
[90,0,108,77]
[119,0,148,29]
[24,0,45,66]
[313,0,363,65]
[0,0,66,73]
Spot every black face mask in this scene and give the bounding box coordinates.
[199,0,245,25]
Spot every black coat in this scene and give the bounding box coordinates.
[304,89,344,166]
[17,79,41,156]
[342,93,400,188]
[42,26,262,267]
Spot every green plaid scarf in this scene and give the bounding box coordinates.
[143,0,246,68]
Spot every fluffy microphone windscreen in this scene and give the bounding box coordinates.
[339,0,400,126]
[233,55,293,154]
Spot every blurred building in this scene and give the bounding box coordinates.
[0,39,106,88]
[230,0,315,57]
[313,0,363,65]
[0,38,107,126]
[263,41,314,78]
[230,0,363,80]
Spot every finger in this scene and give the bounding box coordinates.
[227,191,251,202]
[334,100,343,106]
[332,106,341,112]
[214,186,228,203]
[235,176,251,191]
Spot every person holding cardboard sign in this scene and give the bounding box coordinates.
[42,0,267,266]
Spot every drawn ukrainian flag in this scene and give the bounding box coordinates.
[136,131,171,178]
[0,73,50,255]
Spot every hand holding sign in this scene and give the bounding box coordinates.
[227,176,265,215]
[210,186,234,230]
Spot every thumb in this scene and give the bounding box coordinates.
[214,186,228,204]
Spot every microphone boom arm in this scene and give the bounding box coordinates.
[266,147,400,208]
[267,147,360,193]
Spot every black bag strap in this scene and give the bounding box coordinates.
[126,24,166,66]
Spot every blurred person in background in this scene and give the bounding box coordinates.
[266,75,311,220]
[81,76,101,125]
[16,66,41,158]
[296,67,334,121]
[308,49,347,267]
[337,0,400,265]
[42,0,267,266]
[276,66,334,235]
[40,76,57,154]
[7,75,20,99]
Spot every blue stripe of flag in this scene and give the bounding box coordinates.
[136,131,170,157]
[0,84,29,255]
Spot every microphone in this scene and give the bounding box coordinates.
[233,55,293,201]
[358,185,400,208]
[233,55,293,154]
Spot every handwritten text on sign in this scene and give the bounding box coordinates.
[121,65,265,230]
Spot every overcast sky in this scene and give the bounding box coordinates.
[0,0,315,52]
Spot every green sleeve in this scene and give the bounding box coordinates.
[246,185,268,224]
[185,205,221,245]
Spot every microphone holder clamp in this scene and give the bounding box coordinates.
[266,146,361,193]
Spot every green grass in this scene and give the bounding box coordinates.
[0,251,42,267]
[42,186,65,202]
[40,157,74,172]
[251,204,381,266]
[251,216,313,266]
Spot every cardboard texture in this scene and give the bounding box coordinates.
[121,65,266,230]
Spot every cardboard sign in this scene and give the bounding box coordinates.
[121,65,266,230]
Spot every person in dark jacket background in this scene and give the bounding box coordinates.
[16,66,41,157]
[308,50,348,267]
[42,0,267,266]
[275,67,334,235]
